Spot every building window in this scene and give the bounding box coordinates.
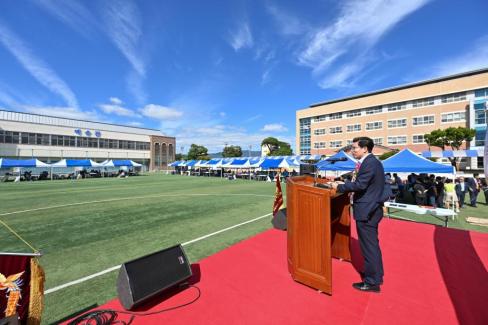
[413,135,425,143]
[441,92,466,103]
[314,128,326,135]
[313,142,326,149]
[366,121,382,130]
[347,124,361,132]
[365,106,382,115]
[312,115,326,122]
[329,126,342,134]
[441,111,466,123]
[412,115,434,126]
[387,102,407,112]
[373,138,383,145]
[329,141,342,148]
[329,112,342,120]
[388,118,407,128]
[475,110,486,125]
[346,110,361,117]
[388,136,407,145]
[412,97,434,108]
[474,88,488,98]
[347,140,353,145]
[475,129,486,146]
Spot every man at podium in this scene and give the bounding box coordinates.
[331,137,385,293]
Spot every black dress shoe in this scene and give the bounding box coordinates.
[352,282,380,292]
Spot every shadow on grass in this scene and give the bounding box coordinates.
[51,304,98,324]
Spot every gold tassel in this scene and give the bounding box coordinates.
[27,257,45,325]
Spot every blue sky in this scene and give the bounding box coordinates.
[0,0,487,153]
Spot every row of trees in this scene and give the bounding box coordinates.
[175,137,293,160]
[175,127,476,169]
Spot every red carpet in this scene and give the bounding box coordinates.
[66,218,488,325]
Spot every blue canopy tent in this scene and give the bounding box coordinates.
[0,158,50,168]
[259,158,284,169]
[168,161,181,167]
[51,159,101,167]
[383,149,455,174]
[315,151,357,171]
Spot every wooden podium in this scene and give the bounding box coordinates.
[286,176,351,295]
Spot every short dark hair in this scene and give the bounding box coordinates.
[352,137,374,152]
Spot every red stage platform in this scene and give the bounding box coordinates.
[67,218,488,324]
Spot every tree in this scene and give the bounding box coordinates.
[261,137,280,154]
[424,127,475,169]
[261,137,293,156]
[378,150,398,161]
[222,145,242,158]
[187,144,210,160]
[175,153,186,161]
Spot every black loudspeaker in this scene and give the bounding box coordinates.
[272,208,287,230]
[117,244,192,310]
[300,163,316,176]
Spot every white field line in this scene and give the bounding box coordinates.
[0,193,273,217]
[44,212,272,294]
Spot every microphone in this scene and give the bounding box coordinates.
[326,157,348,163]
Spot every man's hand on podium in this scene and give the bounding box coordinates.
[330,181,344,190]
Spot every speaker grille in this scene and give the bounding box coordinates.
[117,244,192,309]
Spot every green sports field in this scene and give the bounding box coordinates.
[0,174,278,324]
[1,174,487,324]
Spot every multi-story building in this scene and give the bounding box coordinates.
[0,109,175,171]
[296,68,488,170]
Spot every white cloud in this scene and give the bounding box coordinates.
[102,0,145,76]
[229,21,254,51]
[244,114,262,123]
[127,121,143,127]
[140,104,183,120]
[261,123,288,132]
[98,104,134,117]
[298,0,431,88]
[110,97,123,105]
[22,105,94,120]
[0,20,79,107]
[266,4,308,36]
[219,112,226,117]
[126,70,147,105]
[35,0,97,38]
[430,36,488,77]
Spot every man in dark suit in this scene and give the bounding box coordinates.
[455,177,467,208]
[466,174,481,207]
[331,137,385,293]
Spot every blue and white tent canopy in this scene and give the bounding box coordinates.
[383,149,454,174]
[168,161,182,167]
[259,157,298,169]
[102,160,142,167]
[51,159,104,168]
[229,158,251,168]
[421,149,483,158]
[0,158,51,168]
[316,151,357,171]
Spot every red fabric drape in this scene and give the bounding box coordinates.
[0,255,31,323]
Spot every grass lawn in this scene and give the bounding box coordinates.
[1,174,486,324]
[0,174,277,324]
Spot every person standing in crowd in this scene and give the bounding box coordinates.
[455,177,466,208]
[482,178,488,205]
[331,137,385,293]
[413,176,427,205]
[466,174,481,207]
[444,179,460,212]
[435,176,445,208]
[426,174,437,207]
[393,173,404,200]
